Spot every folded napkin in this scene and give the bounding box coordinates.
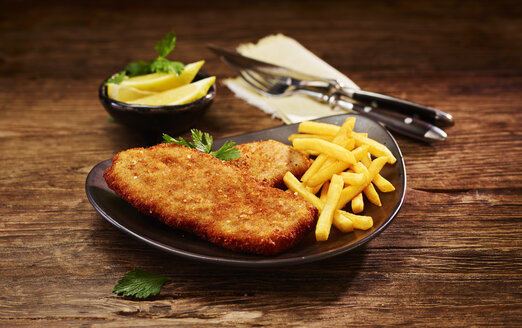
[223,34,359,124]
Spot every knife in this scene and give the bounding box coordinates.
[208,45,454,128]
[297,88,447,141]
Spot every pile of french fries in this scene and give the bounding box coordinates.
[283,117,397,242]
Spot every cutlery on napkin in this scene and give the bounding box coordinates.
[223,34,359,124]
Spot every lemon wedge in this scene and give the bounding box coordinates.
[107,83,158,102]
[128,76,215,106]
[120,60,205,92]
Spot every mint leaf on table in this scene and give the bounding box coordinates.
[163,129,241,161]
[113,268,171,299]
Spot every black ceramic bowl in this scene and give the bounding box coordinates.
[99,71,215,136]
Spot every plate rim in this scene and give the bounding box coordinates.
[85,114,406,267]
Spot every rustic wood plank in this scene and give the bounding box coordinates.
[1,190,520,326]
[0,0,520,327]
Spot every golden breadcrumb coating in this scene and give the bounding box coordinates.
[103,143,317,255]
[229,140,311,188]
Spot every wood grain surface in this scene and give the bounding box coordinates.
[1,0,521,327]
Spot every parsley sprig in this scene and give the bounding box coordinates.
[107,32,185,84]
[163,129,241,161]
[113,268,171,299]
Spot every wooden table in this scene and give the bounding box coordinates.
[1,0,520,326]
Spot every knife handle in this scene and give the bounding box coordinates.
[335,98,447,142]
[338,87,454,127]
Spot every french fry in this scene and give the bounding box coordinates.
[336,158,387,210]
[342,117,356,131]
[306,183,323,195]
[300,155,327,183]
[363,182,382,207]
[352,162,371,179]
[345,138,356,151]
[303,137,355,183]
[288,133,334,142]
[298,117,355,183]
[283,171,323,210]
[337,210,373,230]
[300,138,353,183]
[373,174,395,192]
[301,131,358,185]
[314,174,356,234]
[361,152,395,192]
[337,181,369,211]
[333,210,354,232]
[289,117,396,239]
[307,159,352,187]
[319,181,330,202]
[331,118,355,150]
[357,147,382,209]
[315,174,344,241]
[298,121,340,136]
[334,116,355,138]
[352,145,370,162]
[292,138,356,164]
[340,172,367,186]
[360,152,372,167]
[352,132,396,164]
[309,160,367,190]
[366,156,389,180]
[302,149,321,157]
[351,192,364,213]
[284,172,355,234]
[297,118,355,138]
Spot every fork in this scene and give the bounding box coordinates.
[227,59,447,142]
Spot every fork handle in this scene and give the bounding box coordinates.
[335,97,447,142]
[338,87,454,127]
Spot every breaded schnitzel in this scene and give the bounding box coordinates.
[103,143,317,255]
[229,140,311,188]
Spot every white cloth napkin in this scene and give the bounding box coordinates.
[223,34,359,124]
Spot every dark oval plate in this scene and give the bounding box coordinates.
[85,114,406,267]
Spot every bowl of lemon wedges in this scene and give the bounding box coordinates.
[99,32,216,135]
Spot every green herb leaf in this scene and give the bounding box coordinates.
[211,140,241,161]
[110,32,185,81]
[155,32,176,58]
[190,129,213,154]
[106,71,127,84]
[113,268,171,299]
[163,129,241,161]
[162,133,194,148]
[150,57,184,75]
[162,133,178,144]
[125,60,153,77]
